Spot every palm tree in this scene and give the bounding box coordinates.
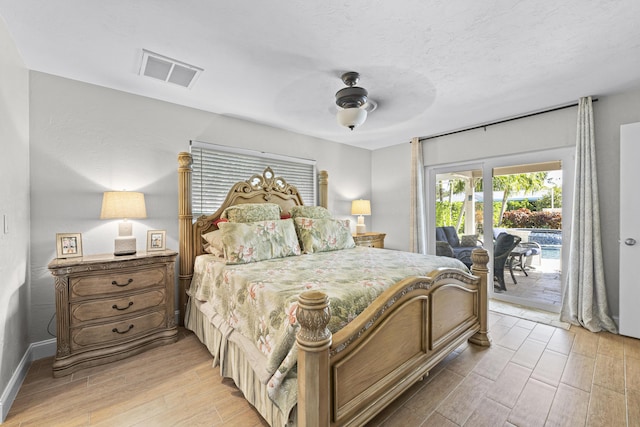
[493,172,548,225]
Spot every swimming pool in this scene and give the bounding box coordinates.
[515,229,562,260]
[541,245,561,259]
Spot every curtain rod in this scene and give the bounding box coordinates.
[419,98,598,142]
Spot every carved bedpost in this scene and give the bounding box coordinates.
[469,248,491,346]
[296,291,332,427]
[318,170,328,209]
[178,152,193,325]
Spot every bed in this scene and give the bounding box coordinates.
[177,152,491,427]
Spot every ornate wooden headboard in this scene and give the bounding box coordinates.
[177,151,328,321]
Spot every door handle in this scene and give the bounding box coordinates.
[625,238,637,246]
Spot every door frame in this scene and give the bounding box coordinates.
[426,147,575,313]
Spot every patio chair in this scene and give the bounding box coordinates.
[521,241,543,269]
[493,227,542,270]
[436,226,482,268]
[494,232,522,292]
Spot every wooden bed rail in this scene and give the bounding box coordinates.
[296,247,491,427]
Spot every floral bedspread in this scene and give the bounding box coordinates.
[188,247,467,408]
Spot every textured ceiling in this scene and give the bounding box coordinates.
[2,0,640,150]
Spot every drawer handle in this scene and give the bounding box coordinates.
[112,301,134,311]
[111,278,133,287]
[112,324,134,334]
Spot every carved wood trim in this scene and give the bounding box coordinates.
[54,276,70,357]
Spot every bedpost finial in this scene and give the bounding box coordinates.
[471,247,489,271]
[296,291,332,350]
[178,152,193,169]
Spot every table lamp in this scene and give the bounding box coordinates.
[351,199,371,235]
[100,191,147,256]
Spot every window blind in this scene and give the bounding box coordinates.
[190,141,317,217]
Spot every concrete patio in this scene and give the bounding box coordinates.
[493,256,562,308]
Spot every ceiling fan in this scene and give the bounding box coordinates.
[335,72,377,130]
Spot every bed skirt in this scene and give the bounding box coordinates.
[185,297,296,427]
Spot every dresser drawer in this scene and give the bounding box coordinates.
[360,240,383,248]
[70,266,165,299]
[370,240,384,248]
[70,289,166,324]
[70,310,166,350]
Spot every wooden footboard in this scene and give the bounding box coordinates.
[296,248,490,427]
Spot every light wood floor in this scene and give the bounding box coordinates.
[4,312,640,427]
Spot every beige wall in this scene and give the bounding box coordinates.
[28,72,372,343]
[0,15,30,418]
[371,143,411,251]
[372,88,640,318]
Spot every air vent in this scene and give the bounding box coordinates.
[139,49,203,89]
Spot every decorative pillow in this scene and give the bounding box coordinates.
[294,217,355,254]
[290,205,332,219]
[436,241,454,258]
[202,230,224,258]
[221,203,281,223]
[218,219,301,264]
[460,234,478,247]
[213,218,228,227]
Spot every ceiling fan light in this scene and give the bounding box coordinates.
[337,107,367,131]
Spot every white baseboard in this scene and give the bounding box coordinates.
[0,338,56,424]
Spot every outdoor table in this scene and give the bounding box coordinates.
[507,246,533,284]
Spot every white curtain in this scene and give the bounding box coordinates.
[560,97,617,333]
[410,137,427,254]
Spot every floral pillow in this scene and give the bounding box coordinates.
[218,219,301,264]
[290,205,332,219]
[221,203,282,223]
[202,230,224,258]
[294,217,355,254]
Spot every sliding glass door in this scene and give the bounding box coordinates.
[491,162,563,312]
[427,147,574,314]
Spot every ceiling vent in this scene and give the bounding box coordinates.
[139,49,203,89]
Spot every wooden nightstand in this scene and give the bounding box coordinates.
[352,232,386,248]
[48,250,178,377]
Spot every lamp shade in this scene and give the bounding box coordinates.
[337,108,367,130]
[100,191,147,219]
[351,199,371,216]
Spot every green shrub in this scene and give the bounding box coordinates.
[501,208,562,229]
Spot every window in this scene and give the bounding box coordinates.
[190,141,317,217]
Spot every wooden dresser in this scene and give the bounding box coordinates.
[352,232,386,248]
[48,250,178,377]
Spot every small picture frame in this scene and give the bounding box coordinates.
[56,233,83,259]
[147,230,166,251]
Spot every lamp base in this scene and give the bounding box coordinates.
[114,236,137,256]
[356,215,367,235]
